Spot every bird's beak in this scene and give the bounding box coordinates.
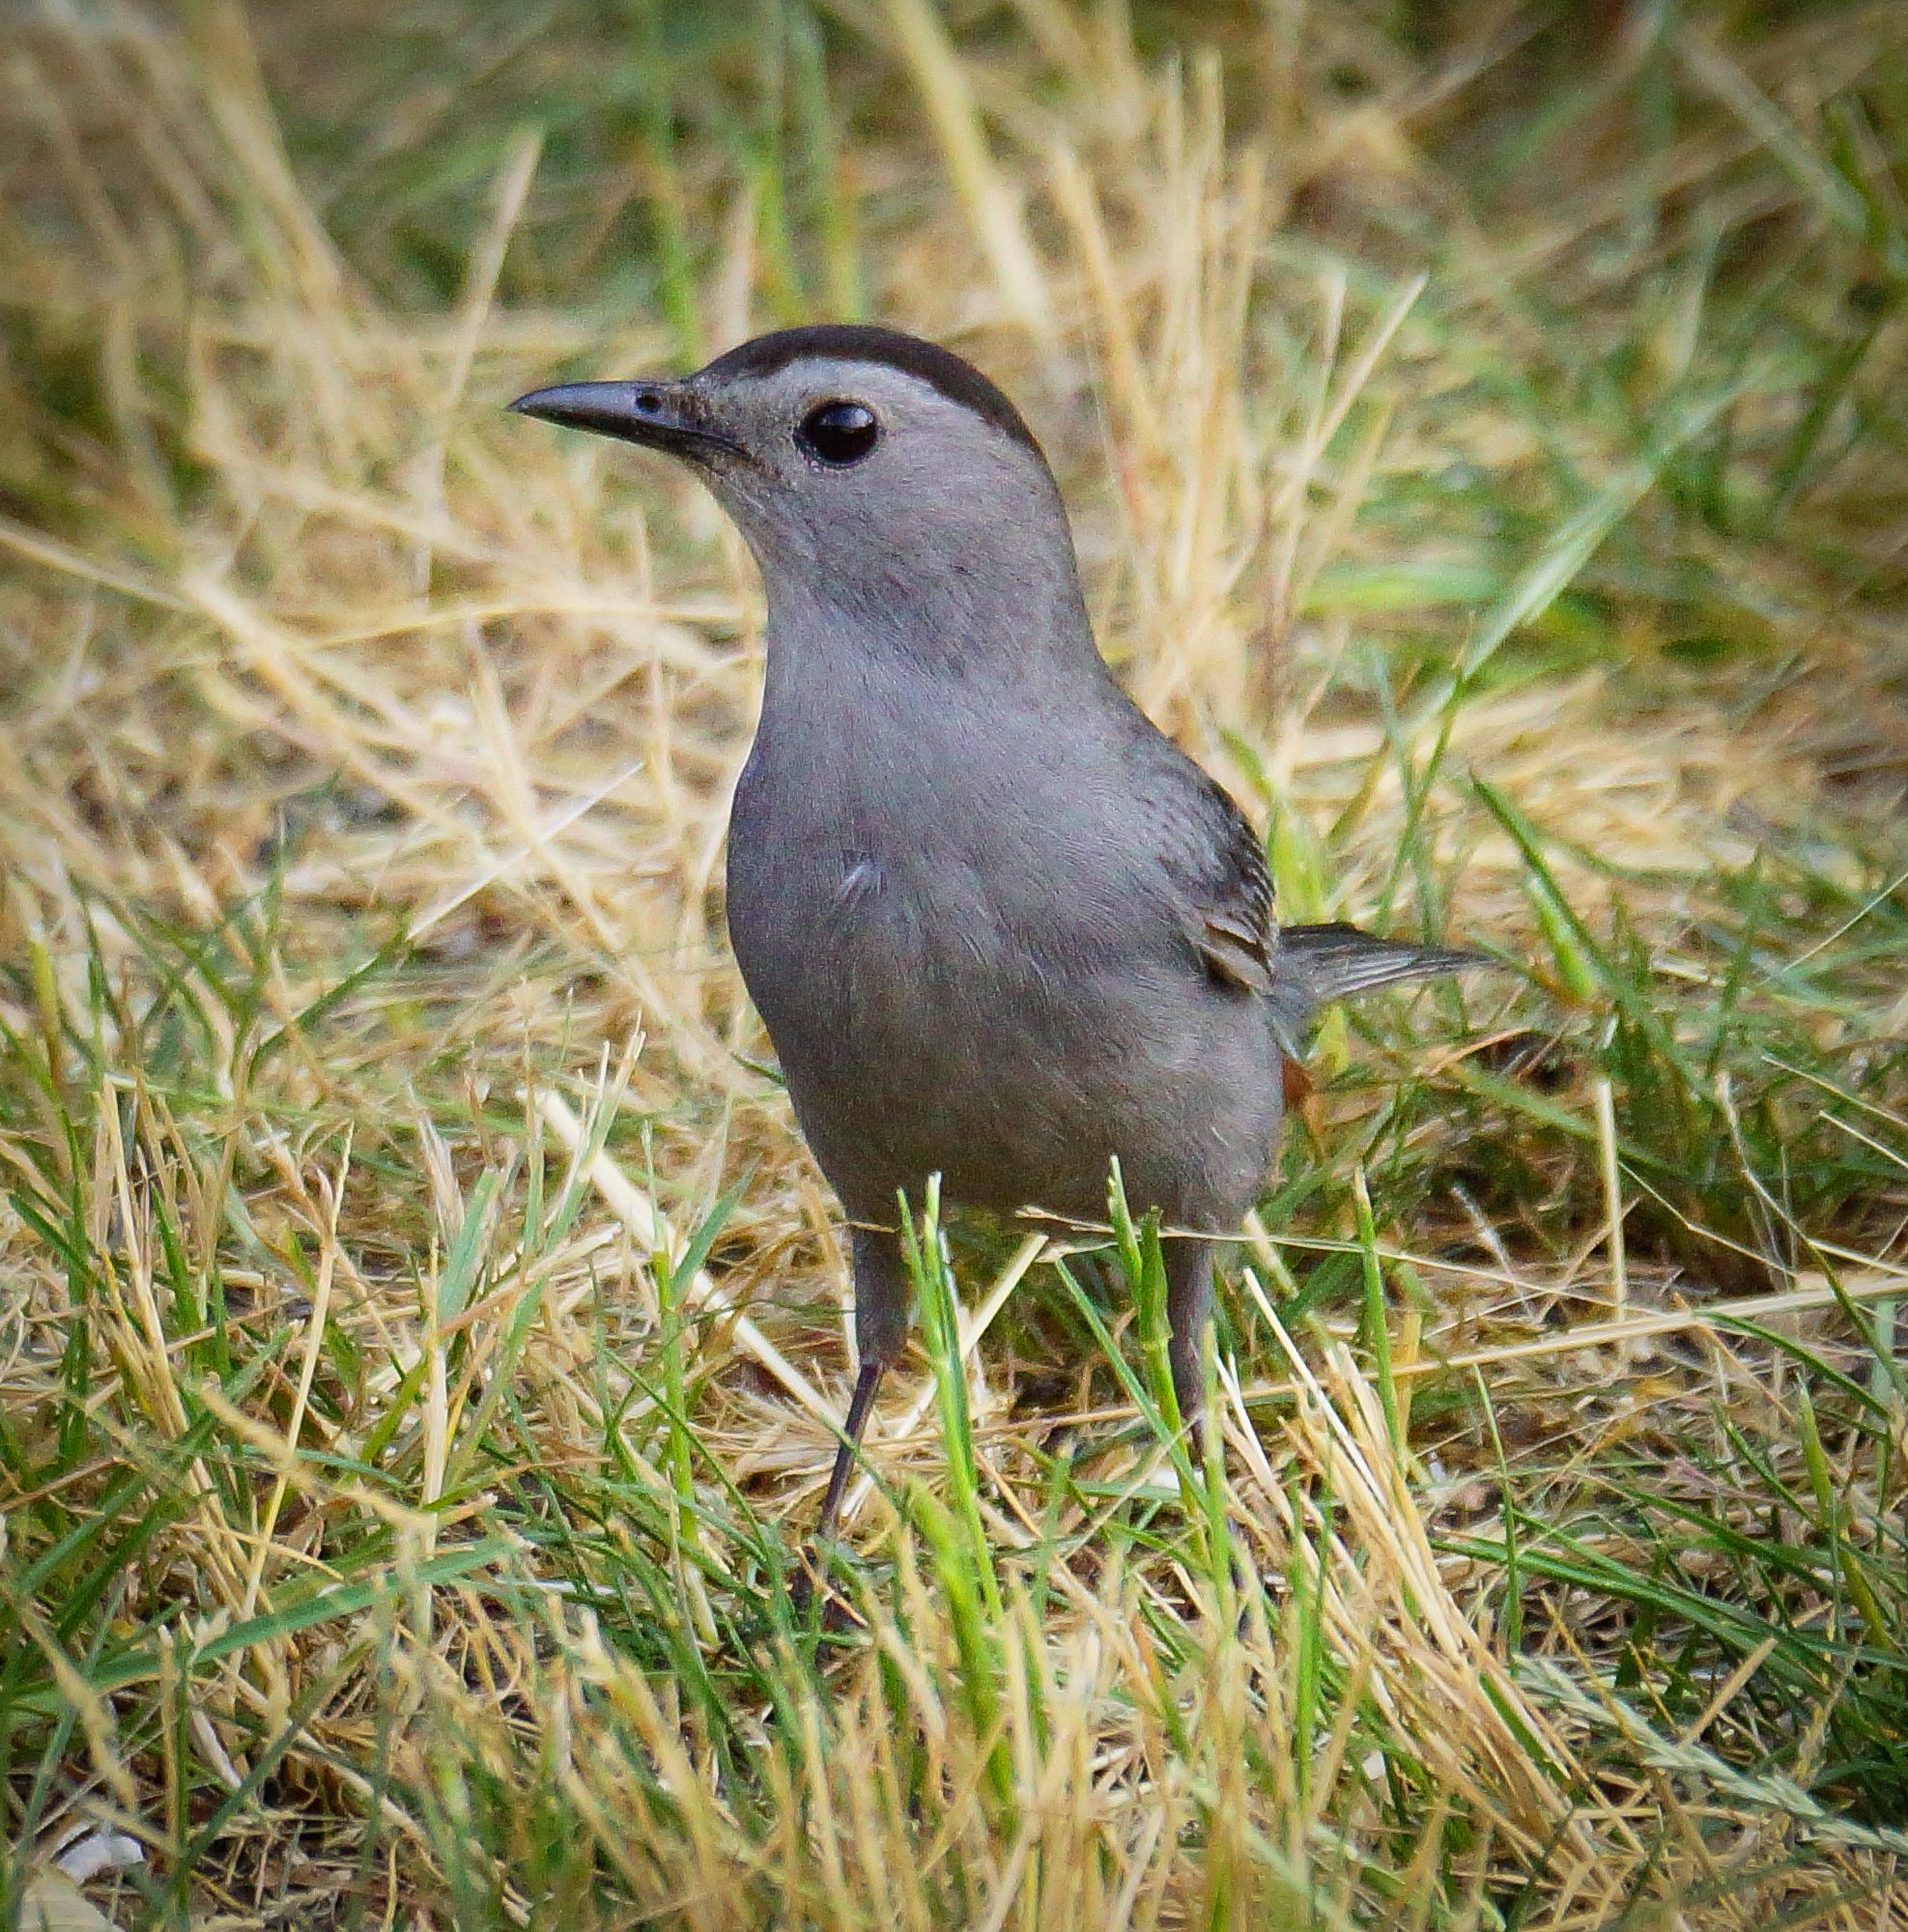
[506,379,742,462]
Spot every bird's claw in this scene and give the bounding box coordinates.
[789,1546,865,1634]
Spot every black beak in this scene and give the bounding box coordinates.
[506,380,741,461]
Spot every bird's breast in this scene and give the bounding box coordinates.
[726,772,985,1043]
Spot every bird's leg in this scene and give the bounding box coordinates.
[793,1224,910,1611]
[809,1355,886,1559]
[1164,1237,1217,1467]
[1166,1236,1258,1604]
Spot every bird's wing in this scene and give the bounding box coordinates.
[1143,758,1277,997]
[1131,733,1482,1048]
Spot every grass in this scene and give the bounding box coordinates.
[3,0,1907,1923]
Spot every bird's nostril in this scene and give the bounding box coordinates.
[635,388,664,414]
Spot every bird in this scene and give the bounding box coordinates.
[510,324,1480,1572]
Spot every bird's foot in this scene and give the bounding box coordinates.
[790,1545,866,1634]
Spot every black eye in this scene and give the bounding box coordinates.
[796,400,880,467]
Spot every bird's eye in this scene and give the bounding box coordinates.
[795,400,880,467]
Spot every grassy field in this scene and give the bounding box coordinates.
[4,1,1908,1924]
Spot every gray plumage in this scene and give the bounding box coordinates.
[511,326,1482,1553]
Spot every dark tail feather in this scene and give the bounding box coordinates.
[1282,922,1483,1000]
[1271,921,1486,1049]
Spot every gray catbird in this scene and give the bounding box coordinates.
[511,325,1479,1559]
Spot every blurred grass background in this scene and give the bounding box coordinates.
[3,1,1907,1925]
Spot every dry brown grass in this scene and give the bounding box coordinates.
[4,3,1907,1926]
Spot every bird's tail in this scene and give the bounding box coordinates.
[1270,921,1484,1050]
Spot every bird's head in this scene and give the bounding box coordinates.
[510,325,1083,645]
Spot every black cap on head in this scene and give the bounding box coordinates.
[700,325,1043,459]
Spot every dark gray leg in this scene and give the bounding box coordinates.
[1165,1237,1217,1462]
[796,1224,911,1605]
[847,1221,912,1377]
[1166,1237,1253,1602]
[808,1353,887,1558]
